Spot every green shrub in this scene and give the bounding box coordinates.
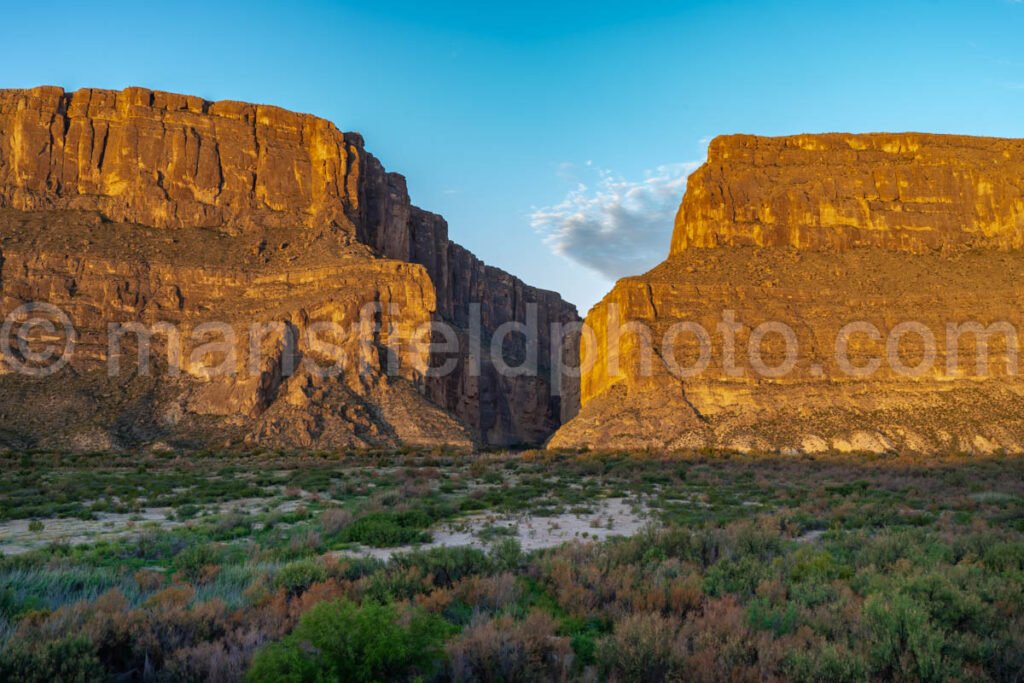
[855,530,952,571]
[0,636,104,683]
[274,558,327,596]
[364,566,431,603]
[0,587,17,619]
[212,511,253,539]
[732,521,785,560]
[747,598,798,636]
[329,556,385,581]
[561,615,607,667]
[174,503,202,520]
[899,571,989,633]
[785,644,868,683]
[174,543,221,582]
[983,541,1024,572]
[788,574,839,608]
[391,546,491,588]
[490,537,522,572]
[597,612,686,682]
[863,592,949,683]
[338,511,432,547]
[789,548,853,583]
[702,556,770,597]
[246,599,450,682]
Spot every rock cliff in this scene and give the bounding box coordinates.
[550,133,1024,454]
[0,86,360,231]
[672,134,1024,253]
[0,86,578,450]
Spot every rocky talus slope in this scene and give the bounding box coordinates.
[550,133,1024,454]
[0,86,578,450]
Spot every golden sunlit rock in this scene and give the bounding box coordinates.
[550,133,1024,454]
[0,87,579,450]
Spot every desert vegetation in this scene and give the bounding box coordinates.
[0,449,1021,681]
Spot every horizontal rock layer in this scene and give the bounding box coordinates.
[552,133,1024,454]
[0,209,472,449]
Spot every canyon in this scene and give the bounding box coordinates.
[3,88,1023,456]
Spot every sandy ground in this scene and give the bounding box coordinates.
[334,497,652,561]
[0,509,183,555]
[0,494,652,559]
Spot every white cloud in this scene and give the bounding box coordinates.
[530,161,700,280]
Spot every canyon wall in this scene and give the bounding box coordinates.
[353,159,579,444]
[0,86,578,450]
[550,133,1024,454]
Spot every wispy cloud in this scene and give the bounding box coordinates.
[530,162,700,280]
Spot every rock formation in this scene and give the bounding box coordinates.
[550,133,1024,454]
[0,86,578,450]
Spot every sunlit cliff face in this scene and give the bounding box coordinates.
[0,86,579,451]
[550,133,1024,455]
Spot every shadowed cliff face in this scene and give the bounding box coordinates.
[353,157,580,444]
[0,86,579,450]
[551,132,1024,455]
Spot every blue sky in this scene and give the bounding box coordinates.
[2,0,1023,311]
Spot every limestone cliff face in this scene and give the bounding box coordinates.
[0,86,362,231]
[672,133,1024,254]
[0,86,578,450]
[551,133,1024,454]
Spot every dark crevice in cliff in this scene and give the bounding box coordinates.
[213,140,225,199]
[645,283,659,319]
[649,342,709,425]
[96,123,109,173]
